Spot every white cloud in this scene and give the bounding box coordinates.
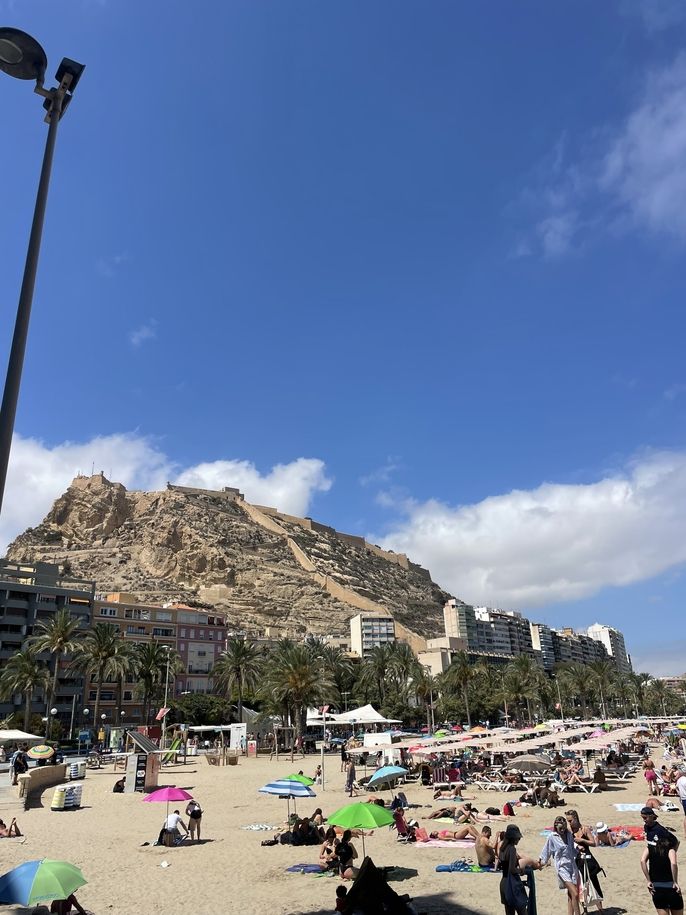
[129,320,157,348]
[359,457,402,487]
[377,450,686,610]
[624,0,686,33]
[664,383,686,401]
[176,458,331,515]
[1,433,330,552]
[632,641,686,678]
[601,54,686,240]
[517,54,686,255]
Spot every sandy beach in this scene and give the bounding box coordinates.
[1,751,669,914]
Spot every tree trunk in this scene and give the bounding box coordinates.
[24,690,31,731]
[237,682,243,724]
[93,680,102,728]
[526,698,532,724]
[463,687,472,728]
[50,658,59,714]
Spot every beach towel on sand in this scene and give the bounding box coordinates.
[612,803,644,812]
[242,823,278,830]
[436,860,494,873]
[285,864,334,875]
[416,839,475,848]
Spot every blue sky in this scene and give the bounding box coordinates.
[1,1,686,673]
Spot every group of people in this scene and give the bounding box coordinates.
[155,800,203,845]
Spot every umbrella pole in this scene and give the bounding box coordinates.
[361,832,366,857]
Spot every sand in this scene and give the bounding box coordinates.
[1,750,674,914]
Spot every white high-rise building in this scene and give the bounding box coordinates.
[587,624,631,674]
[350,612,396,658]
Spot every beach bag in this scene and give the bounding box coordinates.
[504,873,529,910]
[503,802,515,816]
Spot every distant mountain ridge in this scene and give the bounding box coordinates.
[6,473,455,646]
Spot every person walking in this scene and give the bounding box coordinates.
[539,815,581,915]
[345,759,357,797]
[641,834,683,914]
[186,799,203,842]
[676,771,686,840]
[498,824,539,915]
[566,809,605,911]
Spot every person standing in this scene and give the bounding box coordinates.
[641,834,683,914]
[676,772,686,840]
[566,809,604,912]
[345,759,356,797]
[539,815,581,915]
[186,799,203,842]
[498,824,537,915]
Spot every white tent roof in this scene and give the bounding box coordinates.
[307,703,401,726]
[0,730,43,744]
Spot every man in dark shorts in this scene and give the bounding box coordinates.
[641,807,682,913]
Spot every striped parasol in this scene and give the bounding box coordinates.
[27,745,54,760]
[259,778,316,816]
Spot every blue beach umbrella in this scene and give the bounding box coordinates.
[367,765,408,795]
[259,778,316,817]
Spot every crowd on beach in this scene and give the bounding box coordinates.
[254,724,686,915]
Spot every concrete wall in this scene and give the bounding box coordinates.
[17,764,69,808]
[167,483,243,501]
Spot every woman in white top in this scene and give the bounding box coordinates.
[539,815,581,915]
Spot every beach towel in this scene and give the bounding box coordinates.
[242,823,278,830]
[435,860,495,873]
[285,864,326,874]
[416,839,476,848]
[612,803,644,811]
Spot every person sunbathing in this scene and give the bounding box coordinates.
[427,805,460,820]
[0,818,21,837]
[594,822,634,845]
[433,787,466,800]
[429,824,480,841]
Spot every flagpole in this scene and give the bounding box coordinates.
[320,708,326,791]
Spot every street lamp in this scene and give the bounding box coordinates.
[44,705,57,739]
[162,646,171,750]
[0,28,84,515]
[553,676,565,726]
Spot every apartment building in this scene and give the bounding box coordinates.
[0,560,94,725]
[349,612,396,658]
[170,603,227,694]
[587,623,632,675]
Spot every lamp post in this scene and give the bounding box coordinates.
[162,646,171,750]
[554,676,565,726]
[499,672,510,727]
[44,705,57,740]
[0,28,84,515]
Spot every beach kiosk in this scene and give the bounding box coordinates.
[123,731,161,793]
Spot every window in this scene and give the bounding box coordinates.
[155,611,173,622]
[152,627,173,637]
[189,629,195,639]
[99,607,117,617]
[197,650,207,657]
[123,690,133,701]
[124,608,150,620]
[180,628,186,638]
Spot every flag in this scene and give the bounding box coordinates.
[155,707,170,721]
[320,705,330,714]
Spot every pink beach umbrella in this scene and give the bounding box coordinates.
[143,786,193,819]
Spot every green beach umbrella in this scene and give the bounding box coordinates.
[328,801,395,856]
[285,773,315,786]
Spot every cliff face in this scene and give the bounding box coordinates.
[6,474,453,641]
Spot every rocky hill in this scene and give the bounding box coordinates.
[6,474,454,644]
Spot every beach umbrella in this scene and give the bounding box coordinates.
[434,729,449,738]
[0,859,86,906]
[367,765,407,794]
[508,754,552,773]
[259,778,315,817]
[470,725,487,733]
[142,786,193,820]
[27,744,54,760]
[677,724,686,730]
[285,773,315,786]
[533,724,548,732]
[328,801,394,856]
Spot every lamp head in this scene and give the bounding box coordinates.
[0,27,47,82]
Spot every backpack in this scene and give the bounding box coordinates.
[502,802,515,816]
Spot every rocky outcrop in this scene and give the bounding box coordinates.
[7,474,453,642]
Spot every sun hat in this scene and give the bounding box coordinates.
[595,822,609,832]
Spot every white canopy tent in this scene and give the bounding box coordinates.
[0,730,42,745]
[306,703,401,727]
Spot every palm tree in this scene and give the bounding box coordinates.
[356,645,391,706]
[503,656,540,724]
[442,651,474,728]
[385,642,421,709]
[262,640,335,743]
[557,663,592,719]
[0,648,50,730]
[72,623,120,724]
[29,608,84,716]
[134,642,182,724]
[213,637,263,722]
[629,672,652,716]
[587,660,616,719]
[108,640,139,717]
